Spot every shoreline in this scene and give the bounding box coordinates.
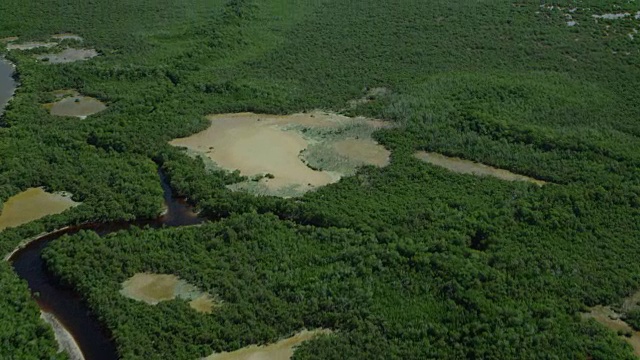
[40,311,85,360]
[0,56,18,113]
[3,226,73,261]
[3,225,83,360]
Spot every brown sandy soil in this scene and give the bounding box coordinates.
[203,329,331,360]
[414,151,546,186]
[120,273,215,313]
[120,273,178,304]
[170,111,390,197]
[332,138,390,167]
[7,42,57,50]
[48,95,106,118]
[0,37,19,43]
[189,294,215,314]
[37,48,98,64]
[583,305,640,356]
[51,33,83,42]
[0,188,80,231]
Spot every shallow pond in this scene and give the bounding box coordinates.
[170,111,390,197]
[0,188,79,231]
[48,94,106,118]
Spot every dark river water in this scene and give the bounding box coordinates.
[9,171,205,360]
[0,58,16,114]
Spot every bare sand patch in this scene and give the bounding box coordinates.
[37,48,98,64]
[120,273,215,313]
[190,294,215,314]
[7,42,57,51]
[203,329,331,360]
[0,188,80,231]
[51,33,83,42]
[593,13,630,20]
[583,306,640,356]
[0,37,19,43]
[414,151,546,186]
[47,92,106,118]
[170,111,390,197]
[40,311,84,360]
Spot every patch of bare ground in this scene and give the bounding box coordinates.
[51,33,83,42]
[0,37,19,43]
[202,329,332,360]
[46,91,106,118]
[414,151,546,186]
[37,48,98,64]
[0,188,80,231]
[170,111,391,197]
[582,306,640,356]
[7,42,57,51]
[120,273,216,313]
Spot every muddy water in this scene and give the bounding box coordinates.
[9,170,204,360]
[0,57,16,115]
[49,95,106,118]
[0,188,80,231]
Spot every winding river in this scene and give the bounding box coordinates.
[9,172,204,360]
[0,57,16,113]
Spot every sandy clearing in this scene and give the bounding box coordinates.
[121,273,178,304]
[37,48,98,64]
[203,329,331,360]
[120,273,215,313]
[583,306,640,356]
[7,42,57,50]
[332,138,390,167]
[48,95,106,118]
[190,294,215,314]
[593,13,630,20]
[414,151,546,186]
[0,188,80,231]
[0,37,19,43]
[170,111,390,197]
[40,311,85,360]
[51,33,83,42]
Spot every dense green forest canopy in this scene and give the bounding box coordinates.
[0,0,639,358]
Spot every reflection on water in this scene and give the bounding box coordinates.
[0,57,16,115]
[9,170,204,360]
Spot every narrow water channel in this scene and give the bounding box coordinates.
[9,170,205,360]
[0,57,17,115]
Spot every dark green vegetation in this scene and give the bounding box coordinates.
[1,0,640,358]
